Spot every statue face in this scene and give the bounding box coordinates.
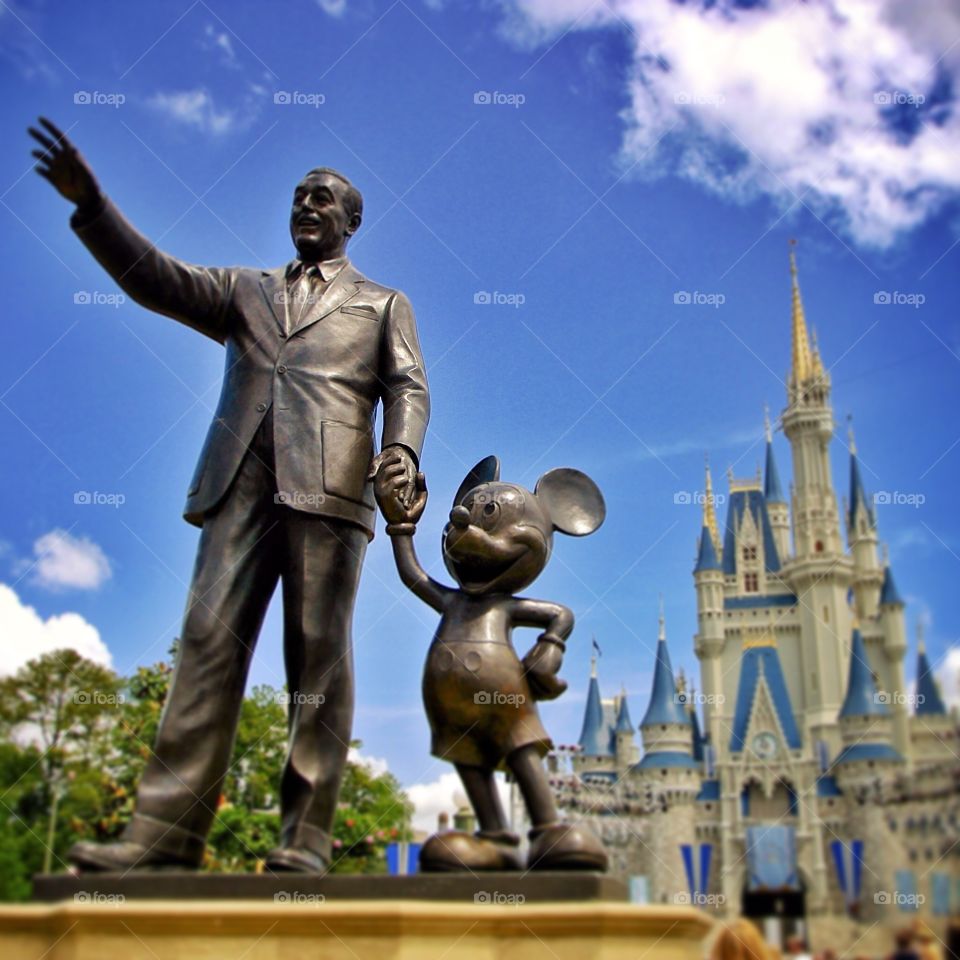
[289,172,358,261]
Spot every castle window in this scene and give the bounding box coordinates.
[815,540,824,553]
[744,573,759,593]
[742,545,758,562]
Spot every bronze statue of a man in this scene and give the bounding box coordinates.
[29,117,430,874]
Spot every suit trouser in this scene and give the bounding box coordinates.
[123,415,368,864]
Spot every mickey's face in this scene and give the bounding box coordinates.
[442,482,552,595]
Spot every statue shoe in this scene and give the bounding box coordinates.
[526,822,609,872]
[419,830,523,872]
[265,846,329,874]
[67,840,197,873]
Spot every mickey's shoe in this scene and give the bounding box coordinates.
[526,823,608,872]
[67,840,197,873]
[419,830,523,872]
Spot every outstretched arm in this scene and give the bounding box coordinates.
[375,457,450,612]
[389,531,449,613]
[30,117,233,343]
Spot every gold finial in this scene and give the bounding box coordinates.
[882,542,890,566]
[764,404,773,443]
[789,240,814,388]
[704,454,721,555]
[847,414,857,455]
[658,594,666,642]
[727,464,734,485]
[676,667,687,697]
[591,639,598,678]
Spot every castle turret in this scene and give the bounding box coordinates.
[764,407,791,561]
[846,422,883,620]
[779,244,852,744]
[573,655,615,777]
[877,550,909,756]
[637,603,699,907]
[614,688,637,769]
[639,602,696,765]
[909,623,954,771]
[834,627,902,783]
[694,459,725,746]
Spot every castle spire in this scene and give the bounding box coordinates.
[641,601,689,728]
[763,407,786,504]
[839,628,887,719]
[789,240,814,389]
[847,417,875,533]
[703,455,721,554]
[915,621,946,716]
[578,658,611,756]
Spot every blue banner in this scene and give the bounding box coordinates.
[680,842,714,899]
[830,839,865,911]
[745,825,799,891]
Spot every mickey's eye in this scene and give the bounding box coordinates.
[480,500,500,528]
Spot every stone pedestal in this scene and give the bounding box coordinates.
[0,897,712,959]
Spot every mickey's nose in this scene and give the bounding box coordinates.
[449,505,471,528]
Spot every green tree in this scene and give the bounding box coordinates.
[0,650,121,873]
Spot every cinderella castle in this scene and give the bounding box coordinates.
[548,249,959,949]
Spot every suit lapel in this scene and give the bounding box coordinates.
[289,263,365,337]
[258,268,287,333]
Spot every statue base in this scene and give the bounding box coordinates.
[2,874,713,959]
[32,869,626,903]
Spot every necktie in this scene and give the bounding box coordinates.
[289,264,320,331]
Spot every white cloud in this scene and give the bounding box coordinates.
[316,0,347,17]
[405,770,511,834]
[502,0,960,247]
[148,88,237,136]
[936,645,960,711]
[0,583,112,676]
[202,24,237,65]
[347,746,389,777]
[31,529,111,590]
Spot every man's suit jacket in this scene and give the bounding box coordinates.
[73,199,430,537]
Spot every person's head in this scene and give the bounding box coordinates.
[894,928,915,949]
[289,168,362,262]
[710,919,771,960]
[911,919,935,944]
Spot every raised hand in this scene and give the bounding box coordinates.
[29,117,102,213]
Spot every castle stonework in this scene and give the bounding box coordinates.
[550,250,959,950]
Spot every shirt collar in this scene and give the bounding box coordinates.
[286,255,349,282]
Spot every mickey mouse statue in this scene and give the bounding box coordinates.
[375,453,609,872]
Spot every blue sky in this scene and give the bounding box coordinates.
[2,0,959,818]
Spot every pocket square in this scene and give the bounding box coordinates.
[341,303,380,320]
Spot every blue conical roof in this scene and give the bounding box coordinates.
[764,440,785,504]
[694,525,721,573]
[916,645,947,716]
[579,670,613,756]
[879,565,904,607]
[641,614,690,728]
[615,693,633,733]
[849,451,875,531]
[840,629,889,718]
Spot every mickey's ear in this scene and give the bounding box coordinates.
[535,468,606,536]
[453,456,500,506]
